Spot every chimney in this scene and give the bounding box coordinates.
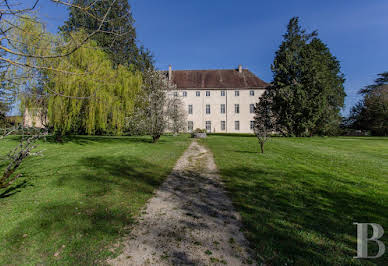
[238,65,242,73]
[168,65,172,81]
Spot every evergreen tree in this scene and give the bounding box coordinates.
[270,17,345,136]
[253,90,276,153]
[348,72,388,135]
[60,0,154,71]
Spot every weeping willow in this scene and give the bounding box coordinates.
[47,39,142,135]
[9,17,142,136]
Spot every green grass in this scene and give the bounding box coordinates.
[0,135,191,265]
[202,136,388,265]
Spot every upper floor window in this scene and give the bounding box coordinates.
[206,91,210,96]
[183,91,187,97]
[206,104,211,114]
[188,104,193,114]
[235,121,240,130]
[221,90,225,96]
[188,121,193,131]
[220,104,225,114]
[235,104,240,114]
[173,91,178,97]
[250,90,255,96]
[235,90,239,96]
[250,104,255,113]
[196,91,200,96]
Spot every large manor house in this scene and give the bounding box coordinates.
[167,65,269,133]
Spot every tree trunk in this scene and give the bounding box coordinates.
[152,135,160,143]
[260,142,264,154]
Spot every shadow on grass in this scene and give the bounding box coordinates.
[220,165,388,265]
[45,135,163,145]
[1,155,170,265]
[0,180,32,198]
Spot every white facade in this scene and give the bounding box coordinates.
[174,88,265,133]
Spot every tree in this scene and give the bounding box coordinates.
[270,17,345,136]
[128,69,176,142]
[254,90,276,153]
[60,0,154,71]
[0,1,140,190]
[348,72,388,136]
[167,94,187,135]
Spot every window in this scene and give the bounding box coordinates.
[206,104,210,114]
[221,90,225,96]
[250,90,255,96]
[221,121,226,131]
[188,121,193,131]
[196,91,200,96]
[188,104,193,114]
[220,104,225,114]
[183,91,187,97]
[206,121,211,132]
[235,90,239,96]
[206,91,210,96]
[235,104,240,114]
[250,104,255,113]
[235,121,240,130]
[173,91,178,97]
[250,120,255,130]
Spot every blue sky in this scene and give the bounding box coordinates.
[25,0,388,115]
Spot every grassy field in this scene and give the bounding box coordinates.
[0,135,190,265]
[202,136,388,265]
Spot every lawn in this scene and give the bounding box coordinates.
[0,135,191,265]
[202,136,388,265]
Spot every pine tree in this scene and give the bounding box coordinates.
[270,17,345,136]
[60,0,154,71]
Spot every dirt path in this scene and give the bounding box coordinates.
[109,140,254,265]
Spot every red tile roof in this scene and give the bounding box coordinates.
[168,69,270,89]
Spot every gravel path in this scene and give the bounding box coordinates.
[109,140,254,265]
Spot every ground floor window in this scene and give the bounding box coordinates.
[188,121,193,131]
[235,121,240,130]
[250,104,255,113]
[206,121,211,132]
[221,121,226,130]
[250,120,255,130]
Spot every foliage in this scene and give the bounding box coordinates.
[11,18,142,136]
[193,128,207,133]
[348,72,388,136]
[60,0,154,71]
[46,37,142,136]
[128,69,178,142]
[253,90,276,153]
[166,94,187,135]
[270,17,345,136]
[203,135,388,265]
[0,135,191,264]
